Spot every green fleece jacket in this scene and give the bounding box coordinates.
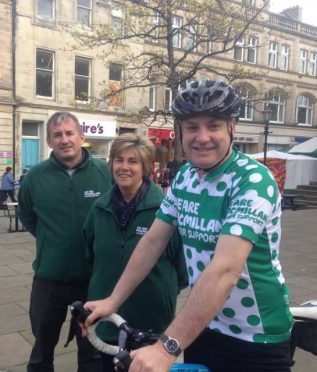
[18,149,112,282]
[83,181,188,342]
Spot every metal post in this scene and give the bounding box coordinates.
[262,106,272,166]
[263,120,269,165]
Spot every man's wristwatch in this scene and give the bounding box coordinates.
[159,334,182,357]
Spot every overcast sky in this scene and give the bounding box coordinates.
[269,0,317,26]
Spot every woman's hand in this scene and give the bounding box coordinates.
[81,298,117,337]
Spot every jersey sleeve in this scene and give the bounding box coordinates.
[221,165,281,244]
[156,178,179,226]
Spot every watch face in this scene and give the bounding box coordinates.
[166,338,179,353]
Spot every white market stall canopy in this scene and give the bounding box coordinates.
[248,150,317,190]
[288,137,317,158]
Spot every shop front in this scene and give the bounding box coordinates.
[79,118,117,162]
[148,128,175,168]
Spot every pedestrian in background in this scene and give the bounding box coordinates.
[83,133,187,371]
[19,168,29,184]
[0,166,17,203]
[18,112,112,372]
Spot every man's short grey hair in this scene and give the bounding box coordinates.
[46,112,82,139]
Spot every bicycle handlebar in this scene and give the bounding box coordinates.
[70,301,160,371]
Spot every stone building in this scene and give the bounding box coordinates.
[0,0,13,172]
[1,0,317,174]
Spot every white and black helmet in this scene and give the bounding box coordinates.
[172,79,241,120]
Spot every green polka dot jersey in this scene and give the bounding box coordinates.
[157,149,293,343]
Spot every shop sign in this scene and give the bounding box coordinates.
[148,128,175,143]
[79,119,116,139]
[0,151,13,165]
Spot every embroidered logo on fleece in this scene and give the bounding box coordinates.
[136,226,148,236]
[84,190,101,198]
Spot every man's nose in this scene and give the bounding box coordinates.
[60,133,69,142]
[196,128,210,142]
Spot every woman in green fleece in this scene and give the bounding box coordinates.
[83,133,188,371]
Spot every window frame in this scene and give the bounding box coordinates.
[109,63,123,82]
[268,41,278,68]
[184,24,196,51]
[266,92,285,124]
[308,52,317,76]
[279,44,289,71]
[164,88,172,112]
[111,7,123,35]
[77,0,92,28]
[149,86,156,111]
[36,48,55,99]
[247,37,257,64]
[234,38,244,62]
[172,15,182,49]
[75,56,91,103]
[299,49,307,74]
[237,87,254,121]
[296,95,313,126]
[37,0,54,20]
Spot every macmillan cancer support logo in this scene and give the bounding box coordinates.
[84,190,101,198]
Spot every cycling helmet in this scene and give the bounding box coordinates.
[172,79,241,120]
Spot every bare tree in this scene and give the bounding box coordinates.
[70,0,268,166]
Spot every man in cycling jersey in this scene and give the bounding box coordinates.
[83,79,293,372]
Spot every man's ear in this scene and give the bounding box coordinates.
[231,119,237,136]
[46,136,52,149]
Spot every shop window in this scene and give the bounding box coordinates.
[36,49,54,98]
[77,0,92,27]
[37,0,54,20]
[296,95,313,125]
[75,56,91,102]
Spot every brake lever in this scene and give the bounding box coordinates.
[70,301,93,323]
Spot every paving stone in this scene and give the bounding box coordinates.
[0,274,33,290]
[0,303,27,319]
[0,313,30,336]
[7,262,33,275]
[0,333,31,369]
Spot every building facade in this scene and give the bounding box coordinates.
[1,0,317,174]
[0,0,14,171]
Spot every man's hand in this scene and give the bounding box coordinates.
[81,298,117,337]
[129,342,176,372]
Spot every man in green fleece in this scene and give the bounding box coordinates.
[18,112,112,372]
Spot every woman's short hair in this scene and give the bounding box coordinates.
[5,166,12,172]
[109,133,155,179]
